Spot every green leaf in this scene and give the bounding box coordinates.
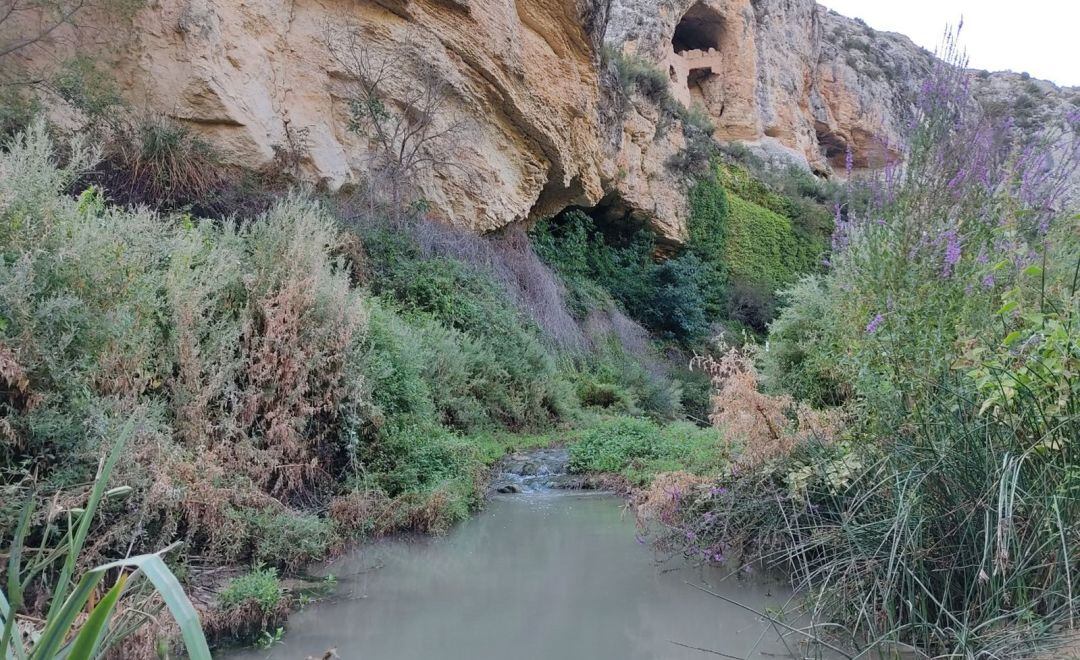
[64,574,128,660]
[46,419,133,623]
[997,300,1019,316]
[1003,331,1022,347]
[1,497,34,660]
[1022,264,1043,277]
[30,572,106,660]
[32,551,210,660]
[92,553,211,660]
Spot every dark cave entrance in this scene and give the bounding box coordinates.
[552,192,652,249]
[672,2,725,54]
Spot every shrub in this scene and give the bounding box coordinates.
[760,276,849,406]
[358,301,438,431]
[53,55,123,123]
[652,41,1080,657]
[0,124,367,566]
[565,334,682,420]
[685,173,729,317]
[94,115,233,211]
[0,87,39,140]
[568,416,729,485]
[219,567,284,614]
[234,510,337,570]
[610,51,672,106]
[724,193,821,291]
[640,254,710,342]
[533,210,714,344]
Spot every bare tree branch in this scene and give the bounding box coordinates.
[324,21,470,219]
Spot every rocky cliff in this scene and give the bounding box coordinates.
[17,0,1079,240]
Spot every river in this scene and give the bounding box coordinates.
[226,453,812,659]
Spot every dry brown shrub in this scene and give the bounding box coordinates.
[402,490,457,535]
[0,341,40,413]
[692,348,843,466]
[635,471,709,527]
[327,489,400,537]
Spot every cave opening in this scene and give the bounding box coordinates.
[551,192,651,249]
[815,123,850,171]
[672,3,725,53]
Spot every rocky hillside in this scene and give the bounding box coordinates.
[10,0,1078,241]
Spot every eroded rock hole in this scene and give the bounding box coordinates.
[815,123,850,170]
[672,3,725,53]
[552,192,651,248]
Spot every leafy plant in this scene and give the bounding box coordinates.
[568,416,728,484]
[219,566,283,614]
[1,422,210,660]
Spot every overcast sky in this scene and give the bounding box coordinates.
[819,1,1080,87]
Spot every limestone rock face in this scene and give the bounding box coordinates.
[115,0,611,232]
[609,0,1077,179]
[606,0,922,173]
[26,0,1077,239]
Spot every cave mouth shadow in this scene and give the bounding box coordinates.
[672,2,725,54]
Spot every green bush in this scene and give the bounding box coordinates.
[725,193,820,290]
[95,115,233,211]
[219,567,283,613]
[640,254,709,341]
[364,237,573,431]
[661,51,1080,657]
[685,173,729,317]
[568,416,728,484]
[759,276,849,406]
[0,123,366,564]
[53,55,123,122]
[564,335,682,420]
[359,301,438,429]
[236,510,336,570]
[532,211,713,344]
[0,87,39,140]
[609,50,672,106]
[364,425,481,497]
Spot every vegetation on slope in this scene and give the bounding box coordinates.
[642,46,1080,658]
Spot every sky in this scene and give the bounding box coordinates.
[819,0,1080,87]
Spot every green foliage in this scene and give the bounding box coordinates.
[0,87,38,141]
[640,254,709,341]
[685,172,729,317]
[363,249,572,431]
[532,211,712,344]
[724,193,822,291]
[96,115,232,211]
[53,56,123,122]
[759,276,848,406]
[568,416,729,485]
[1,426,211,660]
[609,50,672,106]
[0,123,366,562]
[667,53,1080,657]
[219,567,283,614]
[364,425,481,499]
[359,301,438,428]
[565,335,683,421]
[233,510,336,570]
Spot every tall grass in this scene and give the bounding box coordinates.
[646,30,1080,658]
[1,421,211,659]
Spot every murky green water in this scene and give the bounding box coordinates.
[226,493,807,660]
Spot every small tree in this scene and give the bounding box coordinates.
[325,23,468,219]
[0,0,139,136]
